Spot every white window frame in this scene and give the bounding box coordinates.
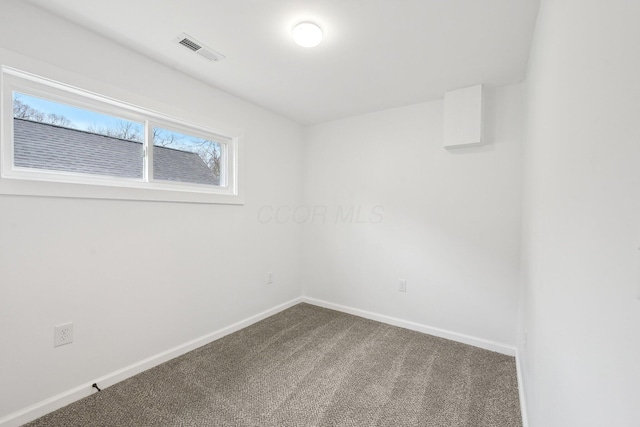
[1,67,242,204]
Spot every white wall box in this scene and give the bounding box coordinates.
[443,84,484,147]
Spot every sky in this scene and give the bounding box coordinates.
[15,92,142,135]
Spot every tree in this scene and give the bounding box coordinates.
[153,128,177,147]
[14,98,44,122]
[190,138,221,181]
[44,113,72,127]
[13,96,71,127]
[87,120,142,142]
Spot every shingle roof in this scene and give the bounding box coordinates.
[13,118,219,186]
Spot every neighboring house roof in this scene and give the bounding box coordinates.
[13,118,219,186]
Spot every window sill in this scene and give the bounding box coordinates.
[0,176,244,205]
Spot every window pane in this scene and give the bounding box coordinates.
[12,92,144,179]
[153,127,222,186]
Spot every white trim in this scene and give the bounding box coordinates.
[515,350,530,427]
[301,297,516,356]
[0,297,302,427]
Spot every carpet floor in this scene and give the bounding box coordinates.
[25,303,522,427]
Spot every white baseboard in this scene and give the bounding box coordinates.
[301,297,516,356]
[0,297,303,427]
[515,350,529,427]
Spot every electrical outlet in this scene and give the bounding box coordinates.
[399,279,407,292]
[54,322,73,347]
[267,272,273,284]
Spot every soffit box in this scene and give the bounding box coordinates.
[443,84,484,148]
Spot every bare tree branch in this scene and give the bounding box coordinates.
[46,113,72,127]
[87,120,142,142]
[13,96,72,127]
[190,137,221,180]
[153,128,177,147]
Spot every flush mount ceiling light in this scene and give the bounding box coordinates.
[292,21,323,47]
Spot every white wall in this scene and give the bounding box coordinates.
[15,1,640,426]
[0,1,304,421]
[302,84,524,347]
[520,0,640,425]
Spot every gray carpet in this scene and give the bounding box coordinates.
[25,303,522,426]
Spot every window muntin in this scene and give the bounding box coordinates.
[1,67,240,202]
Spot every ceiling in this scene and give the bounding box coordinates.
[26,0,540,125]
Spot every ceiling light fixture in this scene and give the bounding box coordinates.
[292,21,323,48]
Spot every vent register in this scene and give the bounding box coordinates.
[175,33,225,62]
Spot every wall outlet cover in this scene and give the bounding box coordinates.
[54,322,74,347]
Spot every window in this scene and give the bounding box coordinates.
[1,67,240,204]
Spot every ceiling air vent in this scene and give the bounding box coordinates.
[175,33,225,62]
